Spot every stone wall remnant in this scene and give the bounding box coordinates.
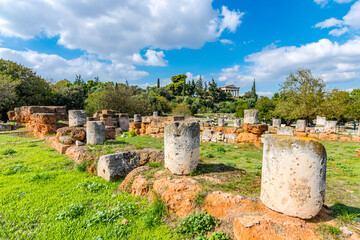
[87,121,105,145]
[134,114,142,123]
[218,117,225,127]
[153,111,159,117]
[244,109,259,124]
[68,110,87,127]
[324,120,337,134]
[118,113,129,131]
[164,121,200,175]
[277,127,295,136]
[316,116,326,126]
[261,135,327,219]
[296,120,306,132]
[272,119,281,128]
[234,119,241,128]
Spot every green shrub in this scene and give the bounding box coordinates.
[1,149,17,155]
[204,152,214,158]
[128,130,136,137]
[4,165,30,175]
[172,104,192,118]
[208,231,231,240]
[56,203,85,220]
[216,146,226,153]
[143,198,166,228]
[29,173,53,181]
[175,211,218,238]
[76,180,108,193]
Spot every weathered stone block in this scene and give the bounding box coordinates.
[261,135,327,219]
[87,121,105,145]
[153,111,159,117]
[119,113,129,131]
[134,114,142,123]
[244,109,259,124]
[277,127,295,136]
[296,120,306,132]
[52,141,71,154]
[324,120,337,133]
[0,123,12,131]
[164,121,200,175]
[71,128,86,141]
[68,110,87,127]
[105,126,116,139]
[272,119,281,128]
[233,119,241,128]
[218,118,225,127]
[97,152,140,181]
[316,116,326,126]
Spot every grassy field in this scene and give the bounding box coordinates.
[0,134,359,239]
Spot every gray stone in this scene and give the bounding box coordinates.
[324,120,337,133]
[59,136,72,143]
[296,120,306,132]
[261,135,327,219]
[272,119,281,128]
[97,152,139,181]
[86,121,105,145]
[134,114,142,123]
[201,129,215,142]
[119,114,129,131]
[316,116,326,126]
[315,126,325,133]
[153,111,159,117]
[218,118,225,127]
[164,121,200,175]
[234,119,241,128]
[244,109,259,124]
[0,123,12,131]
[277,127,295,136]
[75,140,84,146]
[69,110,87,127]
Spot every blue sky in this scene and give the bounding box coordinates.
[0,0,359,96]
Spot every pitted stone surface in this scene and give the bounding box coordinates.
[119,114,129,131]
[134,114,142,123]
[97,152,140,181]
[324,120,337,133]
[164,121,200,175]
[316,116,326,126]
[86,121,105,145]
[277,127,295,136]
[218,118,225,127]
[296,120,306,132]
[261,135,327,219]
[69,110,87,127]
[244,109,259,124]
[234,119,241,128]
[272,119,281,128]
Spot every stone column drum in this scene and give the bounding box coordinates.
[244,109,259,124]
[316,116,326,126]
[164,121,200,175]
[324,120,337,133]
[69,110,87,127]
[261,135,327,219]
[296,120,306,132]
[272,119,281,128]
[234,119,241,128]
[134,114,142,123]
[119,114,129,131]
[87,121,105,145]
[153,111,159,117]
[218,118,225,127]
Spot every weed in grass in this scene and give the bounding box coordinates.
[246,159,252,163]
[194,191,207,208]
[76,180,108,193]
[28,173,53,181]
[28,143,38,147]
[76,161,88,172]
[328,156,335,161]
[254,164,262,170]
[204,152,214,158]
[208,231,231,240]
[317,224,342,240]
[224,162,236,168]
[128,130,136,137]
[209,143,216,147]
[331,203,360,224]
[216,146,226,153]
[4,165,30,175]
[146,162,163,168]
[176,211,218,238]
[1,149,17,155]
[56,203,85,220]
[143,198,166,228]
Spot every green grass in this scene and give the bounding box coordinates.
[116,135,164,150]
[0,134,181,240]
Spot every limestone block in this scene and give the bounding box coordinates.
[97,152,140,181]
[119,114,130,131]
[244,109,259,124]
[296,120,306,132]
[52,141,71,154]
[272,119,281,128]
[201,129,215,142]
[68,110,87,127]
[316,116,326,126]
[71,128,86,141]
[234,119,241,128]
[153,111,159,117]
[261,135,327,219]
[324,120,337,134]
[0,123,12,131]
[134,114,142,123]
[164,121,200,175]
[218,118,225,127]
[105,126,116,139]
[86,121,105,145]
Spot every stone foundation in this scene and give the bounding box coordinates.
[236,123,268,147]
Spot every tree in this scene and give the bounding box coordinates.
[234,99,250,118]
[166,74,187,96]
[255,97,276,123]
[349,88,360,120]
[208,79,227,102]
[157,78,160,88]
[243,79,258,108]
[322,89,351,122]
[0,74,18,118]
[274,69,326,122]
[195,76,203,97]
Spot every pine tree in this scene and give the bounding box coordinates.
[157,78,160,88]
[251,79,258,101]
[125,79,129,87]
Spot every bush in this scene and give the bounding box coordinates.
[172,104,192,118]
[1,149,17,155]
[175,211,218,238]
[128,130,136,137]
[56,203,85,220]
[216,146,226,153]
[76,179,108,193]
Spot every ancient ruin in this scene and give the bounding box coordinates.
[244,109,259,124]
[68,110,87,127]
[86,121,105,145]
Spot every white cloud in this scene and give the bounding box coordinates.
[343,0,360,28]
[220,39,234,45]
[132,50,168,66]
[186,72,203,81]
[219,6,244,33]
[329,27,349,36]
[314,0,353,6]
[218,37,360,86]
[258,91,274,97]
[315,17,343,28]
[0,47,148,81]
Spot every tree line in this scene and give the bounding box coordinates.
[0,59,359,123]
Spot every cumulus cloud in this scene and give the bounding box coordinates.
[132,50,168,66]
[0,47,148,81]
[315,17,343,28]
[329,27,349,36]
[314,0,354,6]
[220,39,234,45]
[218,37,360,86]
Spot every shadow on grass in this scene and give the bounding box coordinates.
[194,163,246,175]
[308,202,360,224]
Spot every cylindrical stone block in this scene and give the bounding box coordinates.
[316,116,326,126]
[218,118,225,127]
[324,120,337,133]
[234,119,241,128]
[296,120,306,132]
[272,119,281,128]
[134,114,142,123]
[244,109,259,124]
[119,114,129,131]
[69,110,87,127]
[261,135,327,219]
[153,111,159,117]
[86,121,105,145]
[164,121,200,175]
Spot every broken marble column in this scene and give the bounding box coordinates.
[234,119,241,128]
[164,121,200,175]
[68,110,87,127]
[119,113,129,131]
[261,135,327,219]
[153,111,159,117]
[272,119,281,128]
[244,109,259,124]
[218,118,225,127]
[134,114,142,123]
[324,120,337,133]
[86,121,105,145]
[296,120,306,132]
[97,152,139,181]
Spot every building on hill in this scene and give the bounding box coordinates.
[220,84,240,98]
